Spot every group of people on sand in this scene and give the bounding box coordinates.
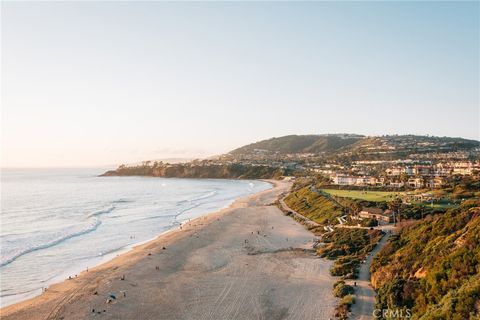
[244,228,280,245]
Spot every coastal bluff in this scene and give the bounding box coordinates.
[101,162,288,180]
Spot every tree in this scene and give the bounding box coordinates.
[388,198,403,224]
[349,202,361,218]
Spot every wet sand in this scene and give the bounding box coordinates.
[1,180,336,320]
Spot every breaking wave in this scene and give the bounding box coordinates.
[1,219,102,267]
[87,205,116,218]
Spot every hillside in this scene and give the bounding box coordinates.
[283,185,343,225]
[370,200,480,319]
[229,134,363,155]
[230,134,479,158]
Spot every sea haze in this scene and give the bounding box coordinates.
[0,168,271,306]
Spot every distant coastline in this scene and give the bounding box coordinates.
[101,162,291,180]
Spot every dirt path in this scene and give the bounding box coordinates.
[348,226,393,320]
[2,180,337,320]
[278,197,321,229]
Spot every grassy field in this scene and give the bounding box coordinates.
[321,189,405,202]
[414,199,458,209]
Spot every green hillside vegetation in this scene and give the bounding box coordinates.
[370,200,480,319]
[444,176,480,200]
[230,134,363,155]
[319,228,384,262]
[283,186,343,225]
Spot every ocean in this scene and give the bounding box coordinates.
[0,168,271,306]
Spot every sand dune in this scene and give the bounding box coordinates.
[1,180,336,320]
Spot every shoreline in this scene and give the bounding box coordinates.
[1,179,274,308]
[2,179,337,320]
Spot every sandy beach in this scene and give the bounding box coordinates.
[1,180,337,320]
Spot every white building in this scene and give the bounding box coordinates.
[332,175,357,185]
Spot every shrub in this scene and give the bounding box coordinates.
[333,283,355,298]
[340,294,355,307]
[334,304,349,320]
[330,257,360,277]
[333,280,345,289]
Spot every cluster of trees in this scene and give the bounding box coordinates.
[446,176,480,200]
[370,200,480,319]
[318,228,383,262]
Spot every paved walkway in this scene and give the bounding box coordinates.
[348,226,393,320]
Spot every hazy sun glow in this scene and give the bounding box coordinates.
[1,1,479,167]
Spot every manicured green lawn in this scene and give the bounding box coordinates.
[414,200,458,209]
[321,189,404,202]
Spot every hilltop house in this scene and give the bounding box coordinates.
[426,177,445,188]
[389,181,405,188]
[331,175,357,186]
[331,174,379,186]
[406,192,436,203]
[358,208,393,223]
[407,177,424,188]
[385,161,479,179]
[386,167,403,176]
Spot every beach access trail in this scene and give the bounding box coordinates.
[348,225,393,320]
[279,186,395,320]
[1,180,337,320]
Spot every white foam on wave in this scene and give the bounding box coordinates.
[189,190,218,202]
[0,218,102,267]
[1,173,274,307]
[87,205,116,218]
[2,201,124,266]
[112,199,133,204]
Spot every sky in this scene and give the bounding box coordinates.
[1,1,479,167]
